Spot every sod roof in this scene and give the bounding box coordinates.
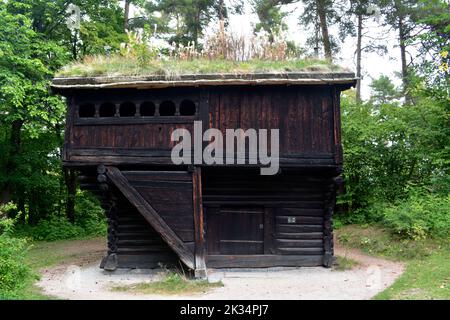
[52,57,357,90]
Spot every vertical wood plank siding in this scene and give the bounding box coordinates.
[66,85,337,164]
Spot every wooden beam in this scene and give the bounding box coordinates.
[323,177,336,268]
[206,255,323,268]
[332,87,343,165]
[192,167,207,278]
[105,166,195,269]
[263,208,274,254]
[63,96,75,162]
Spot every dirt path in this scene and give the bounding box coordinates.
[29,237,106,267]
[36,238,405,300]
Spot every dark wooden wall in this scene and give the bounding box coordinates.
[64,85,341,166]
[122,171,195,246]
[64,84,346,270]
[208,86,334,159]
[108,195,179,268]
[79,169,180,269]
[202,168,335,267]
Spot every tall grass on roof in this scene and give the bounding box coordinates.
[58,23,342,78]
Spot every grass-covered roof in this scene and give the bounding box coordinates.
[56,55,349,78]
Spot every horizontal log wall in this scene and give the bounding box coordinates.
[122,171,195,244]
[114,199,179,268]
[78,169,180,269]
[78,169,179,268]
[203,168,332,264]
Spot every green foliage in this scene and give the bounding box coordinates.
[0,1,124,228]
[77,1,127,57]
[336,224,446,261]
[410,0,450,91]
[14,192,106,241]
[251,0,287,37]
[0,203,17,235]
[73,191,107,237]
[298,0,342,57]
[0,2,68,224]
[0,235,32,298]
[0,210,33,299]
[20,217,86,242]
[381,191,450,240]
[339,77,449,220]
[145,0,242,46]
[120,30,159,67]
[369,74,402,105]
[6,0,127,59]
[5,135,66,224]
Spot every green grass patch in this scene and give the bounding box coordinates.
[1,276,55,300]
[57,56,343,78]
[112,272,223,295]
[374,250,450,300]
[336,224,450,300]
[25,237,105,269]
[333,256,360,271]
[336,224,446,261]
[1,237,105,300]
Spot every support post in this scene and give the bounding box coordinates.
[98,165,118,271]
[323,168,342,268]
[332,87,343,165]
[192,167,207,278]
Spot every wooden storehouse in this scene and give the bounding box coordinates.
[52,71,356,277]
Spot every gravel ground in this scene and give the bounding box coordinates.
[36,244,404,300]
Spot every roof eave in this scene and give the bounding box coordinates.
[51,72,357,92]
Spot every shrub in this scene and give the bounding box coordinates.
[381,192,450,240]
[20,216,86,241]
[74,191,107,237]
[0,235,31,297]
[339,87,449,215]
[0,203,17,235]
[14,191,106,241]
[336,224,444,261]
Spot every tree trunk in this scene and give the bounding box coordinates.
[0,186,11,205]
[65,168,77,223]
[124,0,131,31]
[219,0,224,21]
[398,15,410,103]
[314,12,320,58]
[194,9,201,46]
[17,196,26,223]
[356,11,363,103]
[394,0,411,103]
[1,119,23,206]
[72,31,78,60]
[316,0,332,61]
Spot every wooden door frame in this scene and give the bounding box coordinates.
[203,204,275,256]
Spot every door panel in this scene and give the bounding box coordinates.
[206,206,264,255]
